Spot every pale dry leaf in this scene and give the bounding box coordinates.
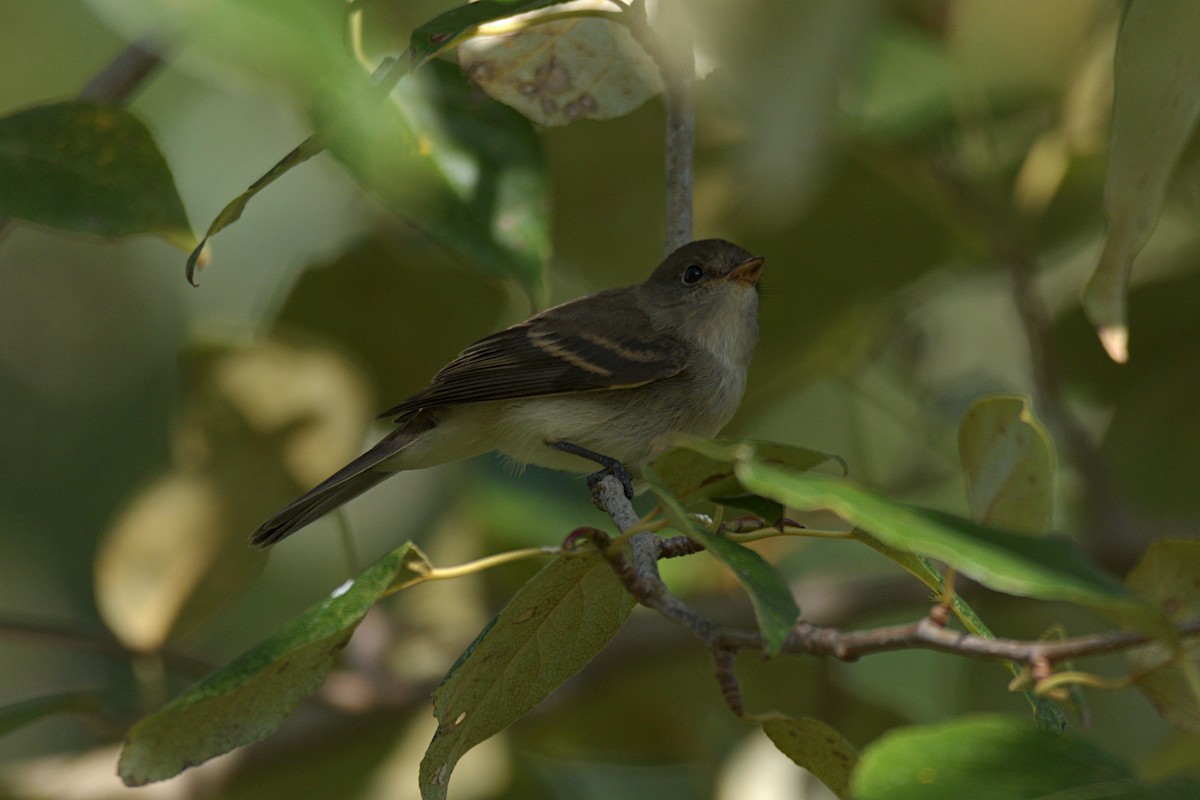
[94,474,229,652]
[459,12,661,127]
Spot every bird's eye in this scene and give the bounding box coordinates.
[682,264,704,285]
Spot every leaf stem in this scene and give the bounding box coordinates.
[387,547,557,594]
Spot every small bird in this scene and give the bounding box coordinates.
[251,239,763,547]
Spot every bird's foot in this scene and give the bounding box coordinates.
[547,440,635,499]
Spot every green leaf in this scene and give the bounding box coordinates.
[851,715,1141,800]
[957,395,1055,534]
[324,58,549,300]
[0,100,193,247]
[185,118,352,285]
[419,549,635,800]
[1126,540,1200,734]
[644,465,800,655]
[734,463,1161,630]
[118,542,431,787]
[651,435,844,516]
[762,716,857,799]
[848,529,1065,730]
[1083,1,1200,362]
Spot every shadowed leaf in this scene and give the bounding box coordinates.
[645,465,800,655]
[0,100,193,247]
[419,549,635,800]
[0,692,103,739]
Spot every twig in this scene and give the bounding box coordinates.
[590,474,642,533]
[0,615,212,678]
[622,1,694,252]
[80,37,165,104]
[659,0,694,252]
[588,478,1200,712]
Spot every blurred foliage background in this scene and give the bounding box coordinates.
[2,0,1199,797]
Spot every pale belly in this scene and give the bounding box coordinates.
[379,368,746,476]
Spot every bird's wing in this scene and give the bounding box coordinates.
[379,295,688,419]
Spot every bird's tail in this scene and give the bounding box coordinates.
[250,420,427,548]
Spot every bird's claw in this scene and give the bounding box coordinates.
[587,463,635,499]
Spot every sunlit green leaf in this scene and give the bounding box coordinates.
[651,435,843,516]
[762,716,857,799]
[645,466,799,655]
[419,549,635,800]
[0,100,193,247]
[957,395,1055,534]
[735,463,1162,631]
[118,542,431,786]
[1126,540,1200,734]
[851,715,1142,800]
[1083,0,1200,362]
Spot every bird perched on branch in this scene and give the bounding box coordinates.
[252,238,763,547]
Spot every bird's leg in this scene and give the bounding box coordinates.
[546,440,635,499]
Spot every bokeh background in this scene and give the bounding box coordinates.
[2,0,1199,797]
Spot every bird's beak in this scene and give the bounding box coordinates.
[725,255,765,287]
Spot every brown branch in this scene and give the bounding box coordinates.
[588,476,1199,714]
[79,37,165,104]
[622,1,694,252]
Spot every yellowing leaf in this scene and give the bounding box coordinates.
[958,395,1055,534]
[95,474,255,652]
[459,12,661,126]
